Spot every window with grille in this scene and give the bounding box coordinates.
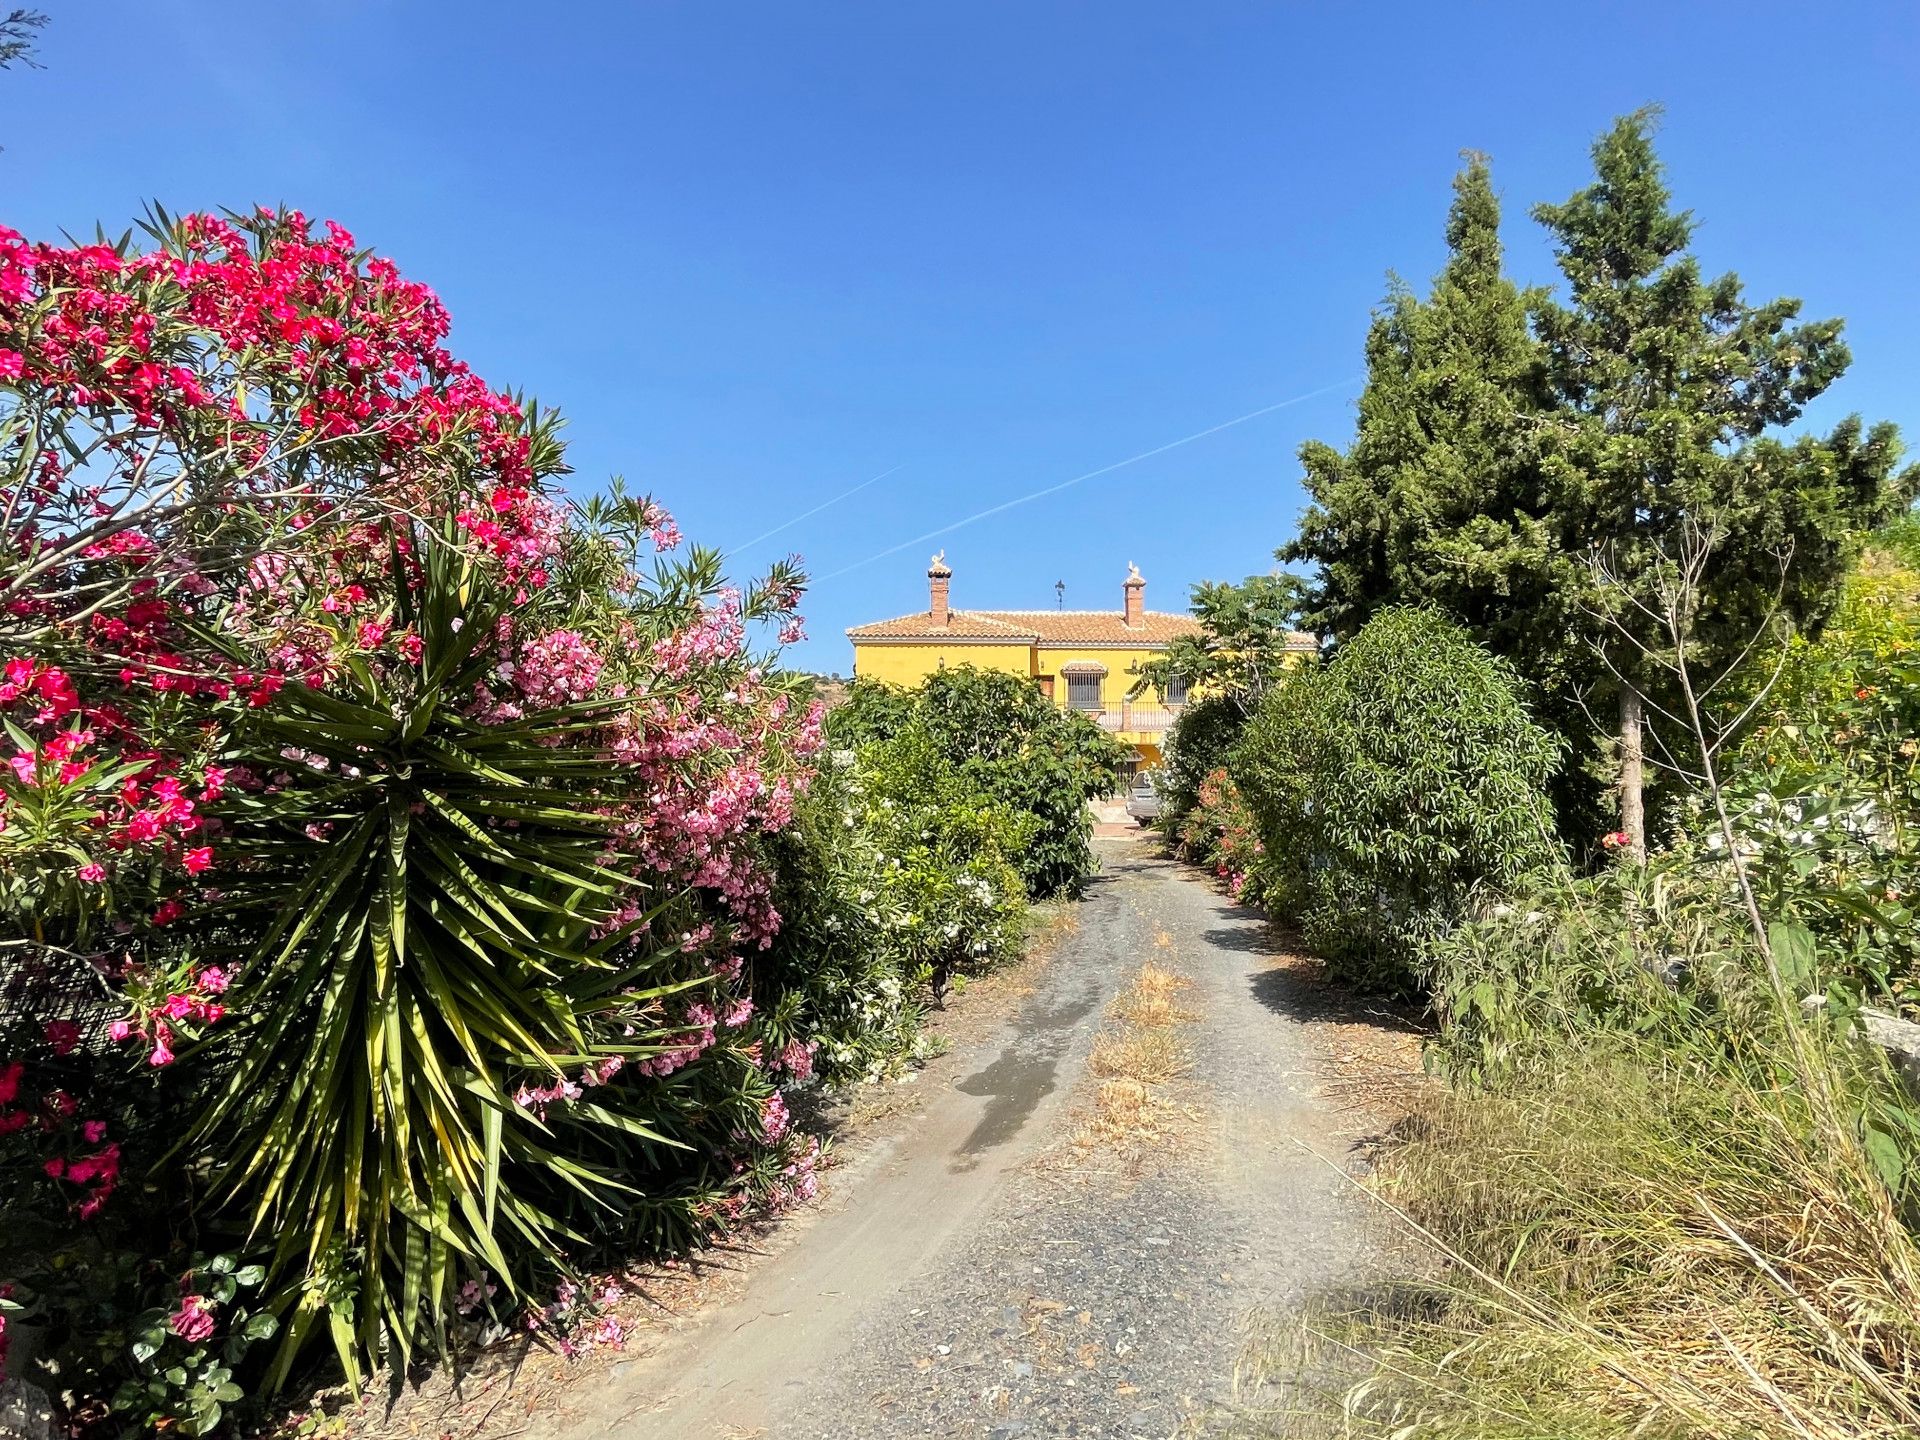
[1066,673,1103,711]
[1165,673,1188,706]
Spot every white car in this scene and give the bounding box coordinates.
[1125,773,1163,823]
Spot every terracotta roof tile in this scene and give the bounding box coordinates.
[847,608,1211,644]
[982,610,1203,644]
[844,610,1039,640]
[849,585,1319,649]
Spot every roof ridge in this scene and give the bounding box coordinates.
[977,607,1191,618]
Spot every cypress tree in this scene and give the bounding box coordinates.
[1286,154,1562,664]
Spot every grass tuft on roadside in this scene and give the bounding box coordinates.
[1227,1022,1920,1440]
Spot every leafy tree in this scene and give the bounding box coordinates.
[826,675,918,745]
[1233,607,1563,993]
[1531,110,1916,851]
[1286,118,1918,851]
[1133,571,1313,717]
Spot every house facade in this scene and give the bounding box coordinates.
[846,555,1203,771]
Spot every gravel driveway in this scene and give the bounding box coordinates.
[541,835,1393,1440]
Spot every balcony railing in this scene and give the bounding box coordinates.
[1072,703,1180,735]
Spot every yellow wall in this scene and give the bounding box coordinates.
[1033,646,1173,710]
[851,642,1036,686]
[851,640,1184,765]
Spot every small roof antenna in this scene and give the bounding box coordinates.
[1054,579,1066,609]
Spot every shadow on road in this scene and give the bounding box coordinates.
[1195,918,1429,1039]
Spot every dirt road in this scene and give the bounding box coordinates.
[528,835,1404,1439]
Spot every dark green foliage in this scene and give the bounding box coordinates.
[1233,607,1563,992]
[829,667,1128,899]
[192,534,772,1388]
[828,676,918,746]
[1530,111,1913,695]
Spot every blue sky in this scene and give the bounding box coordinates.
[5,3,1917,671]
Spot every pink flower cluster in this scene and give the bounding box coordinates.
[650,591,746,680]
[771,1038,818,1082]
[770,1135,822,1210]
[0,208,558,905]
[637,500,682,553]
[527,1277,629,1360]
[1,210,533,481]
[607,704,810,949]
[511,1052,625,1118]
[107,965,231,1067]
[760,1092,790,1144]
[454,483,565,590]
[0,1059,119,1220]
[632,1002,720,1079]
[507,628,603,708]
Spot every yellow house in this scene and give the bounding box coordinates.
[846,555,1211,771]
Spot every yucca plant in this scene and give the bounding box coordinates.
[183,526,753,1389]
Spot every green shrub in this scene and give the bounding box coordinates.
[1720,530,1920,1012]
[852,725,1032,997]
[1421,857,1741,1085]
[757,716,1032,1081]
[755,755,928,1085]
[829,667,1127,899]
[1232,606,1562,992]
[1156,694,1245,828]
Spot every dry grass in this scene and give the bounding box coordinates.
[1110,959,1198,1029]
[1061,961,1199,1166]
[1227,1034,1920,1440]
[1089,1026,1191,1087]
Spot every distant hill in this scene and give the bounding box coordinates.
[793,672,852,710]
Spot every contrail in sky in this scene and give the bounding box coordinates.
[724,464,905,560]
[813,377,1359,584]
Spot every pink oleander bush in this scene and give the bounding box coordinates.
[1173,766,1272,907]
[0,208,836,1430]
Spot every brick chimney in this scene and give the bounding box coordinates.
[928,550,952,628]
[1122,561,1145,628]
